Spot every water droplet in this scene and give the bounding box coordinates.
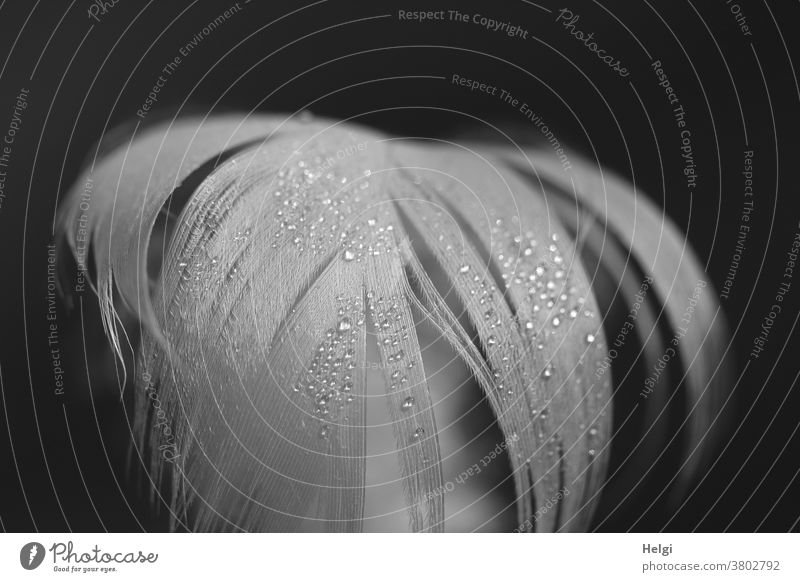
[338,318,352,332]
[586,333,596,344]
[411,427,425,440]
[459,264,470,274]
[401,396,415,411]
[343,249,355,261]
[541,365,553,379]
[486,335,497,347]
[552,317,561,327]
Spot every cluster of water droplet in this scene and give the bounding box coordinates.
[270,148,372,256]
[340,214,398,264]
[178,251,217,295]
[473,216,606,469]
[492,222,600,347]
[366,291,429,443]
[367,293,415,391]
[176,203,252,303]
[292,296,363,439]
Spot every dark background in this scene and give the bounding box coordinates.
[0,0,798,532]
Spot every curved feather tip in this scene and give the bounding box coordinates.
[57,114,729,532]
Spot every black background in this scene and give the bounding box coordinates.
[0,0,798,532]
